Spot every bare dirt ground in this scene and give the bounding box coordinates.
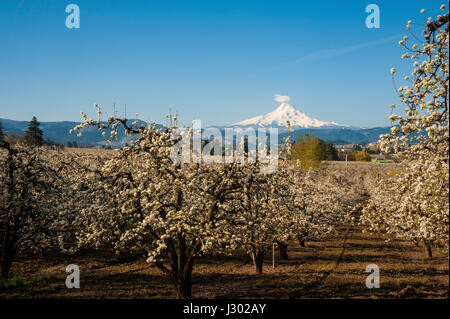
[1,224,448,299]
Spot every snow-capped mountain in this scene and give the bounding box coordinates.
[232,99,346,131]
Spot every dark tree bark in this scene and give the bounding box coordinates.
[278,242,288,260]
[160,233,201,299]
[175,268,193,299]
[0,249,14,280]
[156,186,227,299]
[424,242,433,259]
[297,236,306,247]
[0,226,17,280]
[251,250,265,274]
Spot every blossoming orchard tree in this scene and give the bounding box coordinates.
[362,5,449,258]
[70,106,368,294]
[227,162,296,274]
[228,135,356,273]
[290,167,358,244]
[71,108,259,298]
[0,141,91,280]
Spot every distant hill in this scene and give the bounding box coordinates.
[0,117,390,147]
[0,118,163,147]
[279,127,391,145]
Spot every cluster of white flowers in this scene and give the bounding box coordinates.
[66,105,363,296]
[362,6,449,257]
[4,7,445,294]
[0,141,107,279]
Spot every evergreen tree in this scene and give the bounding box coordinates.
[24,116,44,146]
[325,142,338,160]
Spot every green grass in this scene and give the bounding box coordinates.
[0,274,57,290]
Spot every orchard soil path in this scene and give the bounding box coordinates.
[1,224,448,299]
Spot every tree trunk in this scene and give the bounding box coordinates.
[0,226,16,280]
[278,242,288,260]
[255,257,263,274]
[298,239,305,247]
[0,259,11,280]
[424,243,433,259]
[251,251,264,274]
[169,234,199,299]
[0,247,14,280]
[175,270,192,299]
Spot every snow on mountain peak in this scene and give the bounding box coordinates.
[232,97,345,129]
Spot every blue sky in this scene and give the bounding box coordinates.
[0,0,446,127]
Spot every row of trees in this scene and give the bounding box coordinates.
[361,6,449,257]
[0,5,447,299]
[66,109,360,298]
[290,134,375,166]
[0,106,361,298]
[336,150,373,162]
